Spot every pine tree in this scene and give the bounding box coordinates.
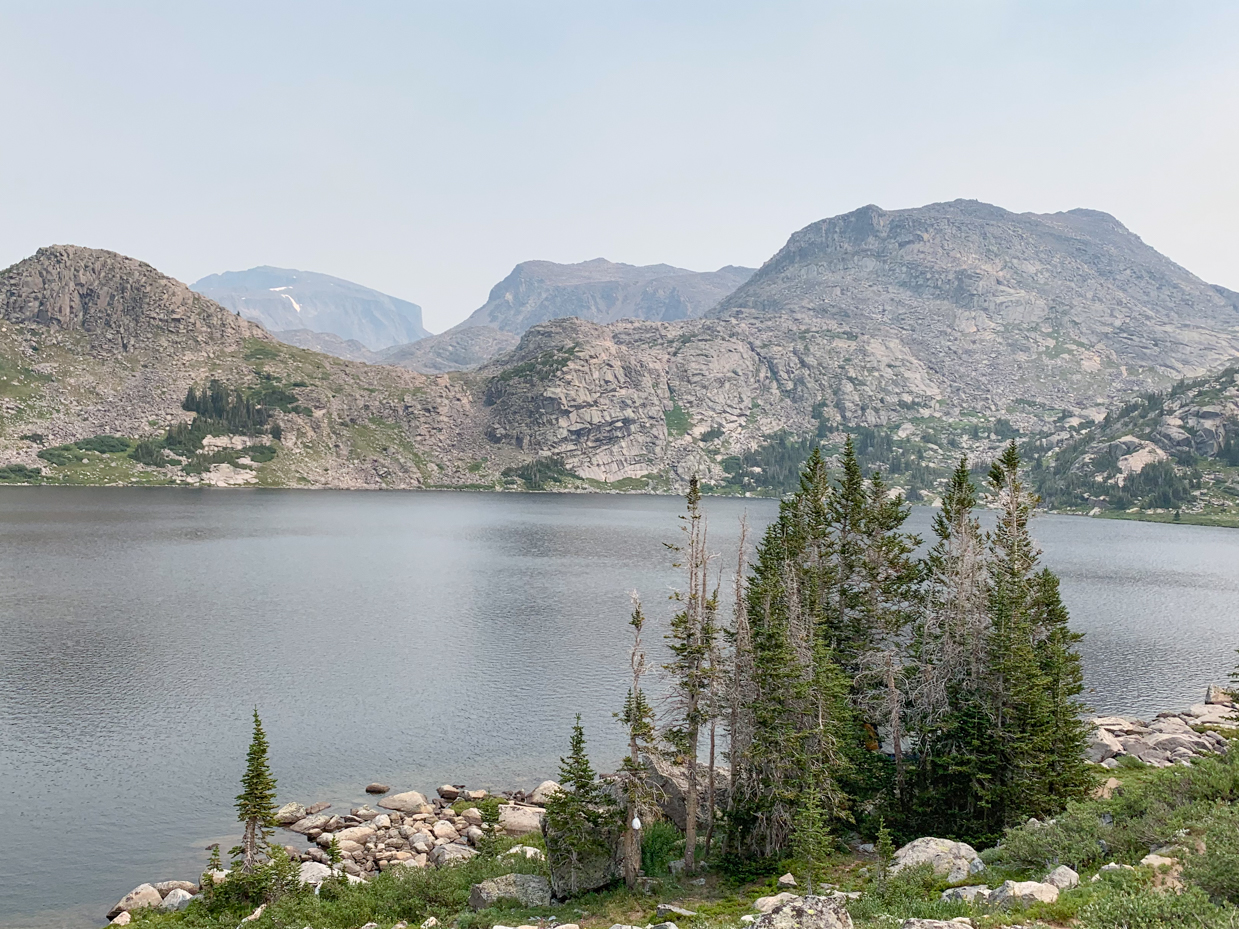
[791,776,833,893]
[544,716,618,896]
[617,596,659,889]
[663,476,720,873]
[233,709,278,872]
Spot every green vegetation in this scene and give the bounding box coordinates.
[501,457,581,490]
[38,435,132,465]
[0,464,40,481]
[664,403,691,437]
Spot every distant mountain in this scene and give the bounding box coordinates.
[273,328,381,363]
[377,326,519,375]
[192,266,430,350]
[456,259,754,334]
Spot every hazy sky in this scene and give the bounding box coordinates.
[2,2,1237,332]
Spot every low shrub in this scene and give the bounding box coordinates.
[641,820,684,877]
[37,446,78,466]
[0,464,40,481]
[75,435,131,454]
[1183,803,1239,903]
[1079,884,1236,929]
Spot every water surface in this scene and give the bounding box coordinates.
[0,489,1235,927]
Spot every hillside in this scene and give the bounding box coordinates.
[193,266,431,351]
[0,247,504,490]
[4,198,1239,502]
[1030,366,1239,525]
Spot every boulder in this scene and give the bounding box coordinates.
[1140,853,1178,869]
[1206,684,1235,705]
[160,888,193,912]
[641,753,729,830]
[306,801,332,815]
[379,791,430,813]
[777,873,798,888]
[754,893,801,913]
[153,880,198,896]
[1043,865,1079,889]
[891,837,983,883]
[422,918,440,929]
[657,904,698,919]
[529,780,562,805]
[275,802,307,825]
[433,820,460,841]
[468,873,553,909]
[438,785,461,800]
[299,861,333,885]
[990,880,1059,905]
[504,845,546,861]
[499,803,545,835]
[1087,728,1124,763]
[109,913,131,926]
[939,885,989,902]
[289,813,331,834]
[461,807,484,826]
[202,869,229,886]
[107,884,163,920]
[752,895,852,929]
[464,789,488,801]
[366,783,390,794]
[543,808,622,897]
[334,825,377,844]
[430,843,477,866]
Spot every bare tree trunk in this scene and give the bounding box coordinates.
[242,817,258,872]
[705,720,717,855]
[684,727,699,873]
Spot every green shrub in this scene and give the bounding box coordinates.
[0,464,40,481]
[1184,804,1239,903]
[75,435,131,454]
[641,820,684,877]
[451,796,502,818]
[243,444,277,463]
[130,440,166,467]
[1080,884,1235,929]
[19,433,44,444]
[995,804,1109,872]
[37,446,78,466]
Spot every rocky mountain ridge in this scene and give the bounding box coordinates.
[3,198,1239,502]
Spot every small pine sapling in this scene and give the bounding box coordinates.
[232,709,279,873]
[875,817,895,886]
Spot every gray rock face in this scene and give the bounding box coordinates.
[468,872,553,910]
[2,246,265,349]
[378,326,520,374]
[459,259,754,335]
[193,266,430,351]
[751,895,853,929]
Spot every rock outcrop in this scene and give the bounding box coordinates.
[890,837,984,883]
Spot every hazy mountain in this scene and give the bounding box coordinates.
[192,266,430,351]
[5,201,1239,505]
[456,258,754,334]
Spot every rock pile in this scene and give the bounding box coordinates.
[106,881,200,924]
[277,783,554,878]
[1087,691,1236,768]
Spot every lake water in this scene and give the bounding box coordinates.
[1,488,1237,928]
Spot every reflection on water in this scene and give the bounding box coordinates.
[0,488,1236,927]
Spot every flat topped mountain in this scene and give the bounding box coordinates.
[193,266,430,351]
[1,245,265,348]
[457,258,754,334]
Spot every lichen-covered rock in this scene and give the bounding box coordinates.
[106,884,163,920]
[468,873,553,910]
[275,802,307,825]
[1044,865,1079,889]
[752,895,852,929]
[891,837,983,883]
[990,880,1059,905]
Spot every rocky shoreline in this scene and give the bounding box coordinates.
[102,688,1238,927]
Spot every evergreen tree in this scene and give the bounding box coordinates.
[233,709,278,872]
[663,476,720,873]
[617,596,659,888]
[791,776,833,893]
[544,716,618,896]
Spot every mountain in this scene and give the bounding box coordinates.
[456,259,754,334]
[192,266,431,351]
[4,200,1238,505]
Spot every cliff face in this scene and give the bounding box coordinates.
[457,259,754,334]
[192,266,430,351]
[4,198,1239,498]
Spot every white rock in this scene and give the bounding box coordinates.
[110,914,131,926]
[1140,853,1179,869]
[275,802,307,825]
[299,861,332,885]
[504,845,545,861]
[378,791,430,813]
[433,820,459,841]
[1043,865,1079,889]
[373,813,391,829]
[106,884,163,920]
[160,888,193,911]
[529,780,562,805]
[753,892,801,913]
[498,803,545,835]
[990,880,1059,905]
[421,919,439,929]
[777,873,797,888]
[891,837,983,883]
[1086,728,1124,763]
[334,824,377,844]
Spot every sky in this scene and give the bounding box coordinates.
[1,2,1237,332]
